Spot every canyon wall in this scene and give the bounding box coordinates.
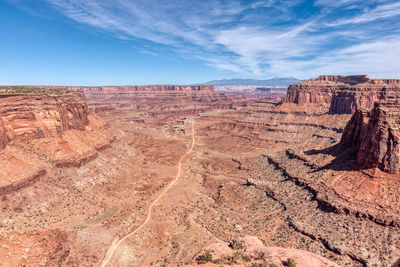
[1,85,248,126]
[282,75,400,114]
[38,85,215,93]
[0,91,88,148]
[81,85,215,92]
[340,98,400,174]
[81,85,248,124]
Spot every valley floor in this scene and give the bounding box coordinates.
[1,100,400,266]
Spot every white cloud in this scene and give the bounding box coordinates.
[12,0,400,78]
[326,1,400,26]
[270,36,400,79]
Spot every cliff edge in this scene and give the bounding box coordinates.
[340,98,400,174]
[282,75,400,114]
[0,90,88,148]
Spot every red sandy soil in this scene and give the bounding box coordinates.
[1,87,400,267]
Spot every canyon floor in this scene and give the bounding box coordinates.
[1,92,400,266]
[95,100,400,267]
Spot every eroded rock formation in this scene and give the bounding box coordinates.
[81,85,248,124]
[0,90,112,198]
[80,85,215,92]
[282,75,400,114]
[0,91,88,148]
[341,98,400,173]
[3,81,400,266]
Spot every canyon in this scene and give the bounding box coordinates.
[1,77,400,267]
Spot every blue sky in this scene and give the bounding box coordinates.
[1,0,400,85]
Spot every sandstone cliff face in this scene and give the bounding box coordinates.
[80,85,248,125]
[340,99,400,173]
[282,75,400,114]
[0,91,88,148]
[38,85,215,93]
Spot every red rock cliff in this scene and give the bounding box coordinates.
[340,98,400,173]
[282,75,400,114]
[39,85,215,93]
[0,91,89,148]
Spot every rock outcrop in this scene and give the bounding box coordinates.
[0,91,88,148]
[0,90,112,197]
[188,236,339,266]
[340,98,400,173]
[282,75,400,114]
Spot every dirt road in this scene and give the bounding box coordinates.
[100,119,196,267]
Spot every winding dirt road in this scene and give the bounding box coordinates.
[100,119,196,267]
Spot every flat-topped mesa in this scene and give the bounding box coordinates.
[282,75,400,114]
[340,98,400,174]
[314,75,371,84]
[41,85,215,93]
[0,91,89,149]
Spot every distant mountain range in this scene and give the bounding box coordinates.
[202,77,301,87]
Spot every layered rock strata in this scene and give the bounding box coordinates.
[80,85,215,92]
[0,91,112,197]
[0,91,88,148]
[81,85,248,124]
[282,75,400,114]
[31,85,215,93]
[340,98,400,173]
[5,85,249,124]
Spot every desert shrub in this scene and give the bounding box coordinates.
[242,255,251,262]
[286,258,297,267]
[196,250,213,264]
[231,251,242,263]
[251,261,268,267]
[228,238,246,250]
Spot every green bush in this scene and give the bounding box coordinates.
[196,250,213,264]
[286,258,297,267]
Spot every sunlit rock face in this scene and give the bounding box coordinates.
[0,91,89,149]
[282,75,400,114]
[341,98,400,174]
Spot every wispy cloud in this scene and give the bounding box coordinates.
[326,1,400,26]
[9,0,400,78]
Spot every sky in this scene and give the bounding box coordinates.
[1,0,400,85]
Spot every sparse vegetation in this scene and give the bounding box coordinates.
[0,86,70,95]
[196,250,213,264]
[228,238,246,250]
[251,261,267,267]
[286,258,297,267]
[251,261,278,267]
[231,250,242,263]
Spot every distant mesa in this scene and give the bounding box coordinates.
[202,77,301,87]
[79,85,215,93]
[255,87,272,92]
[25,85,215,93]
[282,75,400,114]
